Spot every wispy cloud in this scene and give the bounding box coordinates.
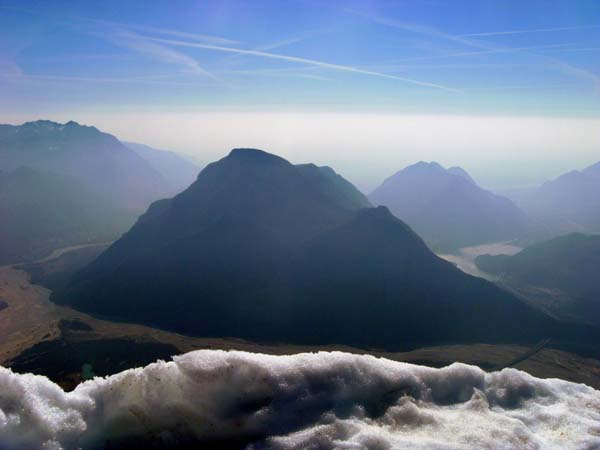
[352,11,600,89]
[349,11,486,50]
[363,63,542,71]
[543,47,600,53]
[461,25,600,37]
[137,36,459,91]
[77,16,239,45]
[0,72,216,87]
[217,28,331,72]
[256,28,328,52]
[103,31,224,84]
[460,83,583,91]
[390,43,580,62]
[219,68,331,81]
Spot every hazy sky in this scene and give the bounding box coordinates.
[1,0,599,190]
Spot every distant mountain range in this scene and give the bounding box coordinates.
[125,141,200,194]
[476,233,600,326]
[0,120,199,263]
[0,120,170,210]
[53,148,567,350]
[369,162,529,251]
[512,161,600,236]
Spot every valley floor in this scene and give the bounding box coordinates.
[438,241,522,280]
[1,251,600,391]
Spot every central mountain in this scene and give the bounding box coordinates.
[55,149,561,349]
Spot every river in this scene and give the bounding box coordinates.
[437,242,522,281]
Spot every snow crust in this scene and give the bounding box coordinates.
[1,350,599,449]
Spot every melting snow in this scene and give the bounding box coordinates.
[1,350,599,449]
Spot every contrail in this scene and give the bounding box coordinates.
[352,11,600,88]
[461,25,600,37]
[104,31,224,85]
[140,36,460,92]
[77,16,240,45]
[391,43,579,62]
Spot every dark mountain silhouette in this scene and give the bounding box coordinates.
[516,162,600,233]
[369,162,530,251]
[52,149,573,350]
[0,167,134,264]
[476,233,600,325]
[0,120,170,211]
[125,141,200,194]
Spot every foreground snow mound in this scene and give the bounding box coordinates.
[1,351,600,449]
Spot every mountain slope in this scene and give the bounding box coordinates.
[475,233,600,325]
[54,149,564,349]
[0,120,170,210]
[56,149,368,330]
[275,206,552,348]
[0,167,134,264]
[519,162,600,233]
[447,166,476,184]
[369,162,529,250]
[125,141,200,193]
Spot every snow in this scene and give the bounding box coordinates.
[1,350,599,449]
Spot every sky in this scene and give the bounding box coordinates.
[0,0,599,190]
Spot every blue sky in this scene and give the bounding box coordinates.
[1,0,599,189]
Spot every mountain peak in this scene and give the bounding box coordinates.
[227,148,289,165]
[18,120,97,135]
[370,159,528,250]
[407,161,445,172]
[21,120,62,129]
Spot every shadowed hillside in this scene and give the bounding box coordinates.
[476,233,600,325]
[52,149,574,350]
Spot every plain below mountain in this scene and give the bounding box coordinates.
[476,233,600,326]
[52,149,587,351]
[369,162,529,251]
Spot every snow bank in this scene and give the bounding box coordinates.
[1,350,599,449]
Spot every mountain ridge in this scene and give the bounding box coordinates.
[369,161,529,250]
[475,233,600,325]
[124,141,200,194]
[520,161,600,233]
[0,120,171,211]
[53,149,565,350]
